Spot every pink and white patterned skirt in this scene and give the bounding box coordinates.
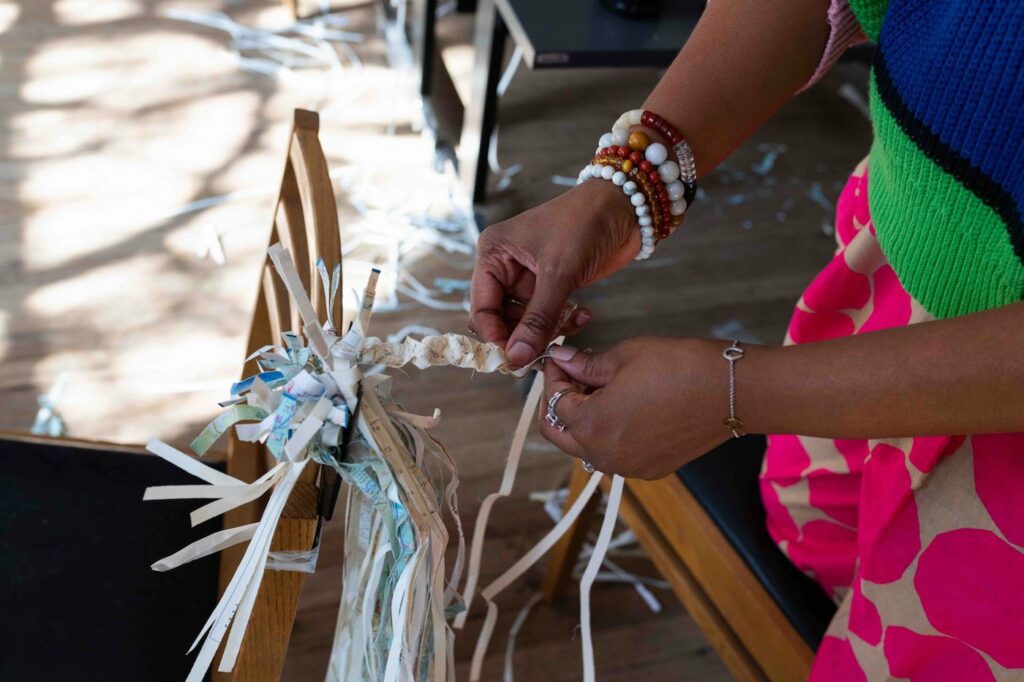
[761,159,1024,681]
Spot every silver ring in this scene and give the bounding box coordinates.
[582,460,595,473]
[545,388,574,432]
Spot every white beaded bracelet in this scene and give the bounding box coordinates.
[577,163,657,260]
[594,134,690,222]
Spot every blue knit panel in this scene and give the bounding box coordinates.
[879,1,1024,221]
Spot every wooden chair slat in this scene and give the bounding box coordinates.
[215,109,340,681]
[274,162,312,307]
[260,265,289,349]
[627,475,814,679]
[612,477,766,682]
[287,123,342,326]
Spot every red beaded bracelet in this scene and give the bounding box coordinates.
[611,109,698,205]
[640,110,684,146]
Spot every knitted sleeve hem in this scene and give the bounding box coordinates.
[800,0,867,92]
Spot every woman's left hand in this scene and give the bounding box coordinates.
[539,337,737,479]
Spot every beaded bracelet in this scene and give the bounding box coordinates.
[577,111,698,260]
[579,145,684,258]
[612,109,698,204]
[578,161,660,259]
[582,144,679,258]
[591,153,671,239]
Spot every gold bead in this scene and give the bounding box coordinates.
[627,131,649,151]
[621,159,634,172]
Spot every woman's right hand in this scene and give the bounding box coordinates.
[470,179,641,367]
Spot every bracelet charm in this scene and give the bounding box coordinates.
[723,340,745,438]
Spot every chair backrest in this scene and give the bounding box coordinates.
[248,108,343,366]
[215,108,341,681]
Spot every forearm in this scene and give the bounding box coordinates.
[642,0,830,175]
[744,302,1024,438]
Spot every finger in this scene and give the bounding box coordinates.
[538,358,590,452]
[510,270,537,303]
[506,271,574,368]
[538,408,587,459]
[547,344,619,388]
[469,268,512,345]
[503,302,589,336]
[557,307,592,338]
[502,300,525,325]
[544,358,590,424]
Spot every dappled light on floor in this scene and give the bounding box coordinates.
[1,0,472,446]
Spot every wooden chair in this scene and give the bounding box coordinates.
[543,436,837,682]
[215,108,343,681]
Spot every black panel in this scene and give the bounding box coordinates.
[0,438,221,681]
[499,0,704,68]
[677,435,837,649]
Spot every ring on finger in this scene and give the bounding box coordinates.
[545,388,575,432]
[581,460,595,473]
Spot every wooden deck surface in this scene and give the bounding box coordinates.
[0,1,871,679]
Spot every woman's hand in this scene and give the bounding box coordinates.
[470,180,641,368]
[539,337,736,479]
[537,301,1024,471]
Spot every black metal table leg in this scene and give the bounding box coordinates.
[410,0,438,97]
[459,0,507,208]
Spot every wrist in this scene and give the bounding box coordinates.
[729,343,796,436]
[570,177,643,257]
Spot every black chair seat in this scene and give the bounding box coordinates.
[677,435,836,649]
[0,436,221,681]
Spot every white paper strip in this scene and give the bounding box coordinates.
[143,483,264,501]
[152,523,259,572]
[267,243,331,360]
[468,471,604,681]
[580,475,624,682]
[503,592,542,682]
[454,370,546,631]
[284,396,332,460]
[146,438,243,487]
[189,462,287,527]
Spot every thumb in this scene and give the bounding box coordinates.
[506,276,573,368]
[547,345,618,388]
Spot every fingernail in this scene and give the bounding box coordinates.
[508,341,533,367]
[573,309,592,325]
[549,344,579,361]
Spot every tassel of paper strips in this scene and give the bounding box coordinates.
[145,242,618,681]
[144,245,479,682]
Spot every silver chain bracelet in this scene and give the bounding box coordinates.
[722,340,745,438]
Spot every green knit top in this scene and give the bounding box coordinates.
[844,0,1024,317]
